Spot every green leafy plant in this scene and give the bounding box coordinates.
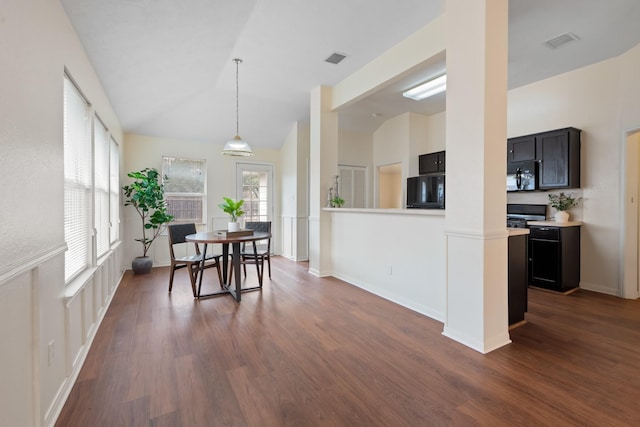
[548,192,582,211]
[218,197,245,222]
[331,196,345,208]
[122,168,174,257]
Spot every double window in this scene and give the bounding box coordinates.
[63,73,120,283]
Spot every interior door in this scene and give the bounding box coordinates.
[338,165,367,208]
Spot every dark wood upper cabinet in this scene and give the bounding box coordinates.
[536,128,581,189]
[507,127,581,190]
[507,135,536,162]
[419,151,445,174]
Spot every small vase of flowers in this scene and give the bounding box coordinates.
[548,192,582,223]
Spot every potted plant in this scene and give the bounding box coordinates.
[331,196,345,208]
[218,197,245,231]
[548,192,582,223]
[122,168,174,274]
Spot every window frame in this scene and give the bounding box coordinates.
[63,71,121,284]
[161,156,207,226]
[235,162,274,224]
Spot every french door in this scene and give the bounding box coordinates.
[236,162,274,223]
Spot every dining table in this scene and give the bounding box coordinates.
[185,230,271,302]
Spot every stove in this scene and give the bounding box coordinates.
[507,204,547,228]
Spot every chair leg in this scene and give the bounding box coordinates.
[254,256,264,287]
[257,256,265,287]
[242,256,247,277]
[186,264,198,297]
[267,256,271,278]
[169,265,176,293]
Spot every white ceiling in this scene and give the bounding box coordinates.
[60,0,640,149]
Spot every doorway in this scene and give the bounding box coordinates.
[236,162,274,223]
[378,163,402,208]
[623,129,640,299]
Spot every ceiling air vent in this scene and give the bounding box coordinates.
[325,52,348,65]
[544,32,580,49]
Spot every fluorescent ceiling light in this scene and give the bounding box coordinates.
[403,74,447,101]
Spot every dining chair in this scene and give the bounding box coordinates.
[240,221,272,282]
[168,223,224,297]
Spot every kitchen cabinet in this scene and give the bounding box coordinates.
[507,127,581,189]
[536,128,581,189]
[528,225,580,292]
[507,135,536,162]
[508,233,528,325]
[419,151,445,175]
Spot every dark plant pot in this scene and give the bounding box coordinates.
[132,256,153,275]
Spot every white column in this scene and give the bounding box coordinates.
[309,86,338,276]
[443,0,510,353]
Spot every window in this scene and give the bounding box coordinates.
[162,157,206,224]
[109,137,120,244]
[64,72,121,283]
[64,75,92,281]
[94,117,110,258]
[236,163,273,222]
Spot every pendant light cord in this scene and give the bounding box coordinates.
[233,58,242,136]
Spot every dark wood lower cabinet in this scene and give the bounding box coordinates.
[508,234,528,325]
[528,225,581,292]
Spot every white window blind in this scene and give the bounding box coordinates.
[94,117,110,257]
[109,137,120,244]
[162,157,206,224]
[64,76,92,282]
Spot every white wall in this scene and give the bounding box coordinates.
[0,1,124,426]
[623,130,640,298]
[327,40,640,337]
[331,210,446,321]
[619,43,640,298]
[507,55,624,295]
[123,133,282,266]
[426,111,447,153]
[408,113,431,176]
[280,122,309,261]
[373,112,433,207]
[339,129,374,207]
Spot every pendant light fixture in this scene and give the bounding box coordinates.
[222,58,253,156]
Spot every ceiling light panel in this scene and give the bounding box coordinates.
[403,74,447,101]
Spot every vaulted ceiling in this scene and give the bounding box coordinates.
[60,0,640,149]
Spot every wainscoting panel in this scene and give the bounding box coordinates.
[55,244,123,427]
[282,216,293,259]
[281,216,309,261]
[0,242,124,427]
[0,271,34,427]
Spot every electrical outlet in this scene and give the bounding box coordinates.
[48,340,55,366]
[387,265,393,275]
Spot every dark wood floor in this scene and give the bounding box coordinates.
[55,256,640,426]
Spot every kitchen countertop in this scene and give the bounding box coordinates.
[507,228,530,236]
[528,220,583,227]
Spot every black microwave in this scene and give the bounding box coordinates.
[406,174,445,209]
